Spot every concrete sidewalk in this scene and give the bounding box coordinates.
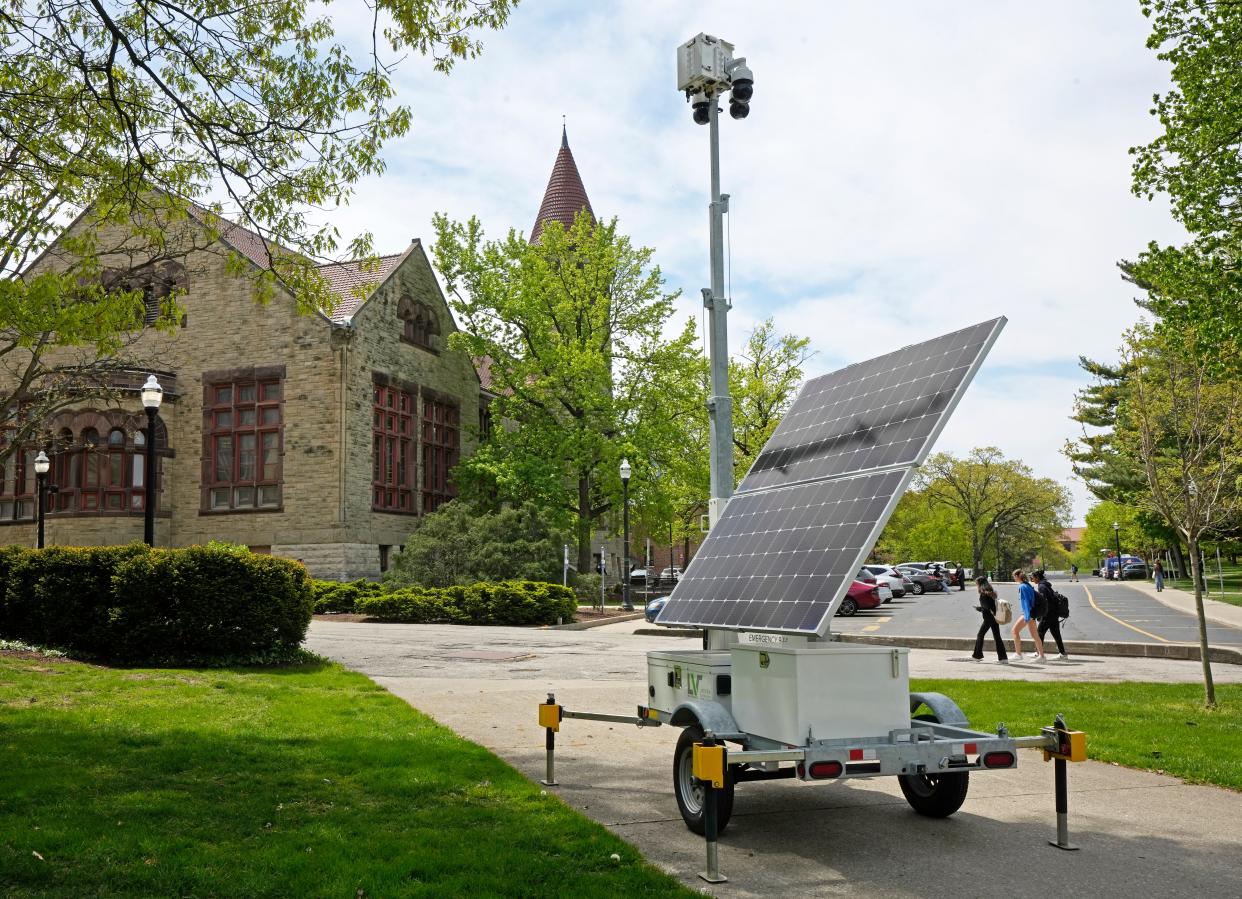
[309,620,1242,898]
[1118,577,1242,630]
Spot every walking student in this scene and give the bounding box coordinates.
[1011,568,1045,661]
[972,576,1008,663]
[1031,569,1068,660]
[1070,563,1078,582]
[1154,559,1165,592]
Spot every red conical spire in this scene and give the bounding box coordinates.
[531,124,594,243]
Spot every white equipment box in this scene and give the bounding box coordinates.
[730,644,910,746]
[647,649,734,715]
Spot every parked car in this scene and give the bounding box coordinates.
[1121,562,1150,580]
[837,579,883,617]
[894,565,946,595]
[863,564,908,599]
[644,595,669,623]
[659,567,683,586]
[628,568,651,585]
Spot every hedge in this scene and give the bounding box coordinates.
[310,578,384,614]
[356,581,575,626]
[0,544,313,662]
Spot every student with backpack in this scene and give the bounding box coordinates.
[971,576,1009,663]
[1031,569,1068,660]
[1011,568,1045,661]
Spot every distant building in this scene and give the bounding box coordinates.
[1059,527,1084,555]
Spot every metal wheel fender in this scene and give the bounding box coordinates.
[669,700,744,739]
[908,692,969,727]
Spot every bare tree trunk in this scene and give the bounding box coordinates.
[1170,542,1187,579]
[1187,537,1217,708]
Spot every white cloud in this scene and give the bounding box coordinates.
[321,1,1180,522]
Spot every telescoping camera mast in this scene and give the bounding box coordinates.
[534,34,1088,885]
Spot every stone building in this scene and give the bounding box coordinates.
[1,204,490,580]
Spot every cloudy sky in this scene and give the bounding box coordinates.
[327,1,1182,522]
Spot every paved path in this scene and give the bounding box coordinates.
[308,620,1242,898]
[830,577,1242,646]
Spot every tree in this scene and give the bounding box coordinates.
[914,448,1071,573]
[873,491,974,565]
[1127,1,1242,359]
[1076,501,1147,573]
[431,211,701,573]
[1,0,512,460]
[1116,325,1242,707]
[385,500,572,589]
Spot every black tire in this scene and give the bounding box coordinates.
[911,582,925,595]
[899,712,969,817]
[673,725,735,835]
[838,597,858,617]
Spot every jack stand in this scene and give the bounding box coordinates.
[540,692,559,786]
[1048,756,1078,850]
[696,734,728,883]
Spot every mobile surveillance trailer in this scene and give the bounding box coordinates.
[537,320,1087,880]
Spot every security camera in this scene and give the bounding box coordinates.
[728,99,749,120]
[729,62,753,102]
[690,91,711,125]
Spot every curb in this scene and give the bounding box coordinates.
[551,611,645,631]
[627,627,1242,664]
[834,633,1242,665]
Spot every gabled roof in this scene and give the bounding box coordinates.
[531,126,594,243]
[317,253,407,323]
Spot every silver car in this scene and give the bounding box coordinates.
[863,564,908,600]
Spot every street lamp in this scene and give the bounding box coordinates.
[141,375,163,546]
[33,450,49,549]
[993,520,1002,580]
[620,458,632,611]
[1112,521,1122,581]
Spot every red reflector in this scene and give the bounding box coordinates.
[983,751,1015,768]
[965,743,978,755]
[808,761,843,779]
[848,749,864,761]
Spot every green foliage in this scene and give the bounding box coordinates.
[432,211,701,572]
[385,500,572,588]
[356,581,576,626]
[310,578,383,614]
[1127,1,1242,359]
[0,544,312,662]
[887,448,1071,571]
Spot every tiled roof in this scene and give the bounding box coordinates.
[186,204,290,270]
[317,253,406,323]
[531,126,594,243]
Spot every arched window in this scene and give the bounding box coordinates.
[35,419,161,515]
[398,296,440,351]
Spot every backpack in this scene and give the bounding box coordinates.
[1032,586,1049,620]
[994,598,1012,625]
[1054,590,1070,620]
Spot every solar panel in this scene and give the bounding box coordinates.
[736,318,1004,494]
[656,317,1005,635]
[654,468,913,634]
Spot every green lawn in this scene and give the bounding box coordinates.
[0,652,693,898]
[914,679,1242,790]
[1162,560,1242,608]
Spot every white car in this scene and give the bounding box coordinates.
[875,581,894,603]
[863,564,907,600]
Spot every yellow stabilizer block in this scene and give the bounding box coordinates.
[693,742,726,789]
[1043,730,1087,763]
[538,702,561,732]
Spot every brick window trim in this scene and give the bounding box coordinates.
[371,379,417,515]
[200,372,285,514]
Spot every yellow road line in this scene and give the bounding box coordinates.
[862,625,881,632]
[878,617,891,623]
[1084,584,1170,643]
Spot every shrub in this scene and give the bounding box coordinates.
[357,580,575,626]
[0,543,312,663]
[311,578,383,614]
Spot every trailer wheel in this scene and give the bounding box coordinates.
[673,725,735,835]
[899,713,969,817]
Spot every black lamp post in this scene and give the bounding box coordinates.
[993,521,1002,580]
[141,375,163,546]
[620,458,632,611]
[1112,521,1122,581]
[34,450,49,549]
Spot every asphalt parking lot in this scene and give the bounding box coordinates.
[308,619,1242,898]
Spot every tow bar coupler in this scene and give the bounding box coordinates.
[693,734,728,884]
[539,693,562,786]
[1042,713,1087,851]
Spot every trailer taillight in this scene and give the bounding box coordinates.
[808,761,842,779]
[983,751,1015,768]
